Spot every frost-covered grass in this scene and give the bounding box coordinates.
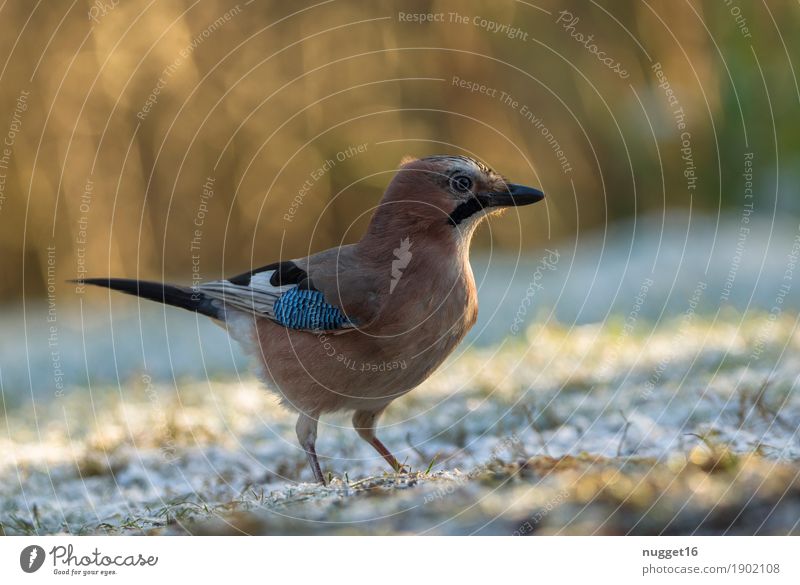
[2,310,799,535]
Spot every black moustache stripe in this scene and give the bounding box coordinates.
[447,197,485,226]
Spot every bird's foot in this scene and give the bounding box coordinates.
[392,461,411,474]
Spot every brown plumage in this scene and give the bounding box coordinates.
[83,155,544,483]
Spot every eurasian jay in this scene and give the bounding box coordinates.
[83,155,544,484]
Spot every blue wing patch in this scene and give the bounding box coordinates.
[272,288,351,330]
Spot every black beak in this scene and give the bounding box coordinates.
[449,182,545,226]
[487,183,545,207]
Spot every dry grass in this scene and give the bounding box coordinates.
[1,311,799,535]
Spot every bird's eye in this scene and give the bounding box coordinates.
[450,175,473,193]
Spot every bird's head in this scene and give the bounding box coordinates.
[367,155,544,244]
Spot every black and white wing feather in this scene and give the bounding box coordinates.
[199,261,355,332]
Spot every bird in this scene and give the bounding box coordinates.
[81,155,544,484]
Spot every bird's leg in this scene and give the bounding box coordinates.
[296,412,326,485]
[352,409,407,473]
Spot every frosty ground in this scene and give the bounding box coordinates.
[2,311,799,535]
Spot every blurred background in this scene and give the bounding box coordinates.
[1,0,800,535]
[0,0,797,298]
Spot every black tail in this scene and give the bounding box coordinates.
[78,278,222,320]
